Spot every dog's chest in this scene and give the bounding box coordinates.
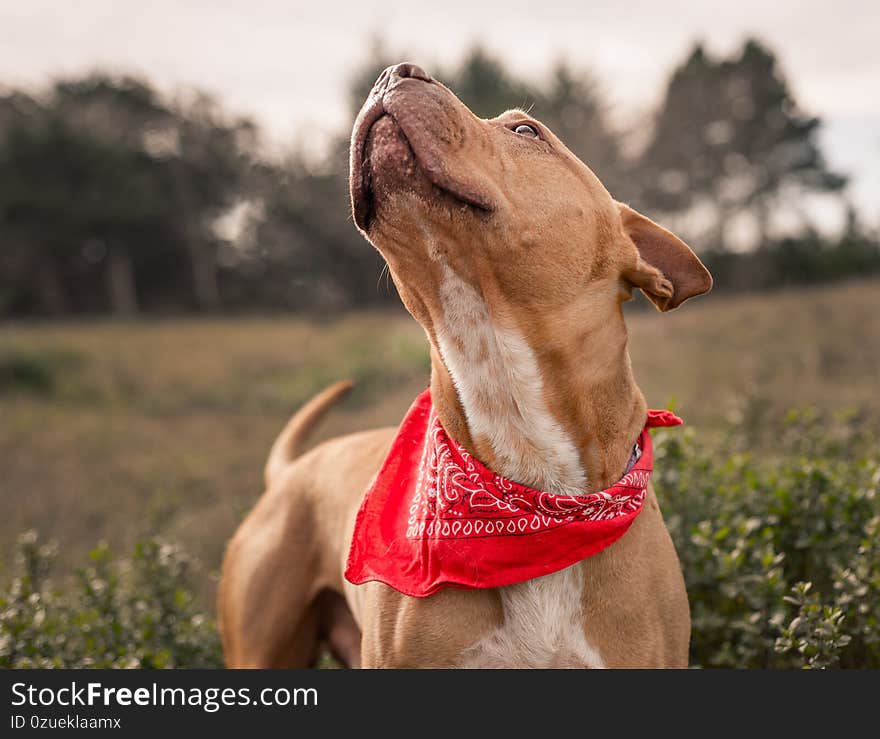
[457,565,605,668]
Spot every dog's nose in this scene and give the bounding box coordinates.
[390,62,431,82]
[372,63,432,96]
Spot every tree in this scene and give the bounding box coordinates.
[0,83,173,315]
[50,75,176,314]
[167,92,258,311]
[0,74,259,315]
[636,39,846,250]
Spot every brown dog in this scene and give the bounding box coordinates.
[218,63,711,668]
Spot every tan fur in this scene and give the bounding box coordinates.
[219,63,710,668]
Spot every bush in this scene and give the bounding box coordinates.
[655,407,880,668]
[0,533,221,668]
[2,408,877,669]
[0,348,83,395]
[701,229,880,295]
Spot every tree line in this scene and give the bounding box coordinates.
[1,38,877,317]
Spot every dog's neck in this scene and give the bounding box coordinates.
[427,266,646,495]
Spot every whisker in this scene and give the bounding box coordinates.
[377,262,390,292]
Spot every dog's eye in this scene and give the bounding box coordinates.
[513,124,539,138]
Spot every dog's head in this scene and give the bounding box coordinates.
[350,63,711,331]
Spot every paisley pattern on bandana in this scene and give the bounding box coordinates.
[405,410,649,541]
[345,389,682,598]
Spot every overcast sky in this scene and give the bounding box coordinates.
[2,0,878,220]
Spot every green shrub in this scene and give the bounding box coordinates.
[775,582,851,669]
[655,408,880,668]
[0,533,221,668]
[0,347,85,396]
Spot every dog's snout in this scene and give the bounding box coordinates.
[371,63,432,96]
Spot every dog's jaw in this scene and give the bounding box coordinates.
[361,114,491,233]
[350,72,494,234]
[350,95,386,232]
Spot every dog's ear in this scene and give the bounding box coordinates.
[617,202,712,311]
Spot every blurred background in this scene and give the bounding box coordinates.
[1,1,878,669]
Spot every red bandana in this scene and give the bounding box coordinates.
[345,390,682,597]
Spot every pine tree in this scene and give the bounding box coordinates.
[637,39,846,250]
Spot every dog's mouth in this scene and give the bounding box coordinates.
[350,85,493,232]
[349,94,386,232]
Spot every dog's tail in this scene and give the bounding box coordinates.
[264,379,355,488]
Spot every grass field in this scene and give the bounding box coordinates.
[1,278,879,600]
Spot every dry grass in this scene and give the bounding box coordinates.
[627,279,880,425]
[1,279,878,596]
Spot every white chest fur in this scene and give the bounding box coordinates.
[458,565,605,668]
[434,264,605,669]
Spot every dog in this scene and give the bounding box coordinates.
[218,63,712,668]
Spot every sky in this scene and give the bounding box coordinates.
[2,0,878,223]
